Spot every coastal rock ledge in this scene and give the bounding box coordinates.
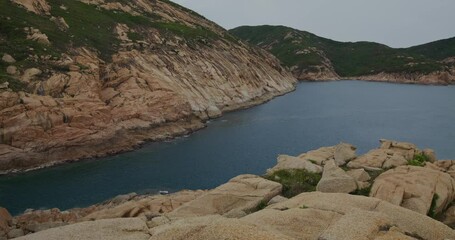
[2,139,455,239]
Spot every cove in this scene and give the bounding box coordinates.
[1,80,455,216]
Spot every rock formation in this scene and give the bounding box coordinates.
[2,139,455,239]
[0,0,297,174]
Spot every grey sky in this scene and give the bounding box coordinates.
[173,0,455,48]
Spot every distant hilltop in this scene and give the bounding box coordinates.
[230,25,455,84]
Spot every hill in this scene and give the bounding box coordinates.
[0,0,296,173]
[230,25,455,84]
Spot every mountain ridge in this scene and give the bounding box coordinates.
[229,25,455,84]
[0,0,296,173]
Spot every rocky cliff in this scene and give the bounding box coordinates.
[230,25,455,84]
[0,0,297,173]
[2,139,455,239]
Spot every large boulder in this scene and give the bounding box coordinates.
[316,160,357,193]
[267,155,323,174]
[169,175,282,217]
[432,160,455,179]
[15,218,150,240]
[82,190,205,220]
[0,208,12,232]
[334,142,357,166]
[2,54,16,63]
[254,192,455,240]
[296,142,356,166]
[149,215,293,240]
[370,166,455,215]
[348,139,420,170]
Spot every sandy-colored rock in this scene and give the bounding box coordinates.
[0,208,12,232]
[6,66,17,75]
[298,146,335,165]
[12,0,51,15]
[243,208,340,239]
[21,68,42,83]
[267,192,455,240]
[370,166,455,215]
[316,160,357,193]
[334,142,357,165]
[15,218,150,240]
[82,190,205,220]
[1,54,15,64]
[423,149,437,163]
[169,175,282,217]
[149,215,294,240]
[267,155,323,174]
[267,195,288,205]
[347,168,371,182]
[348,139,420,169]
[7,228,24,238]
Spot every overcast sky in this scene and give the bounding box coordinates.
[173,0,455,48]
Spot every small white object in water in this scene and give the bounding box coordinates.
[159,191,169,195]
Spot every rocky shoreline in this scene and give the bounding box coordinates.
[0,86,295,176]
[1,139,454,239]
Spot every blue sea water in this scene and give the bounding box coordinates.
[1,80,454,215]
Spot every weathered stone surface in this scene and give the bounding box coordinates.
[169,175,282,217]
[334,142,357,166]
[423,148,437,163]
[15,218,150,240]
[370,166,455,215]
[12,0,51,15]
[267,155,323,174]
[82,190,205,220]
[6,66,17,75]
[432,160,455,179]
[1,54,15,64]
[1,0,297,173]
[21,68,42,83]
[7,228,24,238]
[267,195,288,205]
[348,139,420,169]
[149,215,294,240]
[298,146,335,165]
[317,160,357,193]
[0,208,12,232]
[296,143,356,167]
[265,192,455,240]
[347,168,371,182]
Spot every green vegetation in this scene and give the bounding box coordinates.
[265,169,322,198]
[428,194,439,218]
[253,200,268,213]
[0,0,224,92]
[229,25,454,77]
[408,153,430,167]
[352,186,372,197]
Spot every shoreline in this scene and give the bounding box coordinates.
[0,85,297,176]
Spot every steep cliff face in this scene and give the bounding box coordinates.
[230,25,455,84]
[0,0,297,173]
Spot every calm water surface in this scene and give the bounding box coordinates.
[1,81,455,215]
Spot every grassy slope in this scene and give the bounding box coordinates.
[230,25,453,77]
[0,0,222,91]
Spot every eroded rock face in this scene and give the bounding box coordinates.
[267,155,323,174]
[169,175,282,217]
[370,166,455,215]
[259,192,455,240]
[297,142,356,166]
[15,218,150,240]
[348,139,421,170]
[316,160,357,193]
[12,0,51,15]
[0,0,297,174]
